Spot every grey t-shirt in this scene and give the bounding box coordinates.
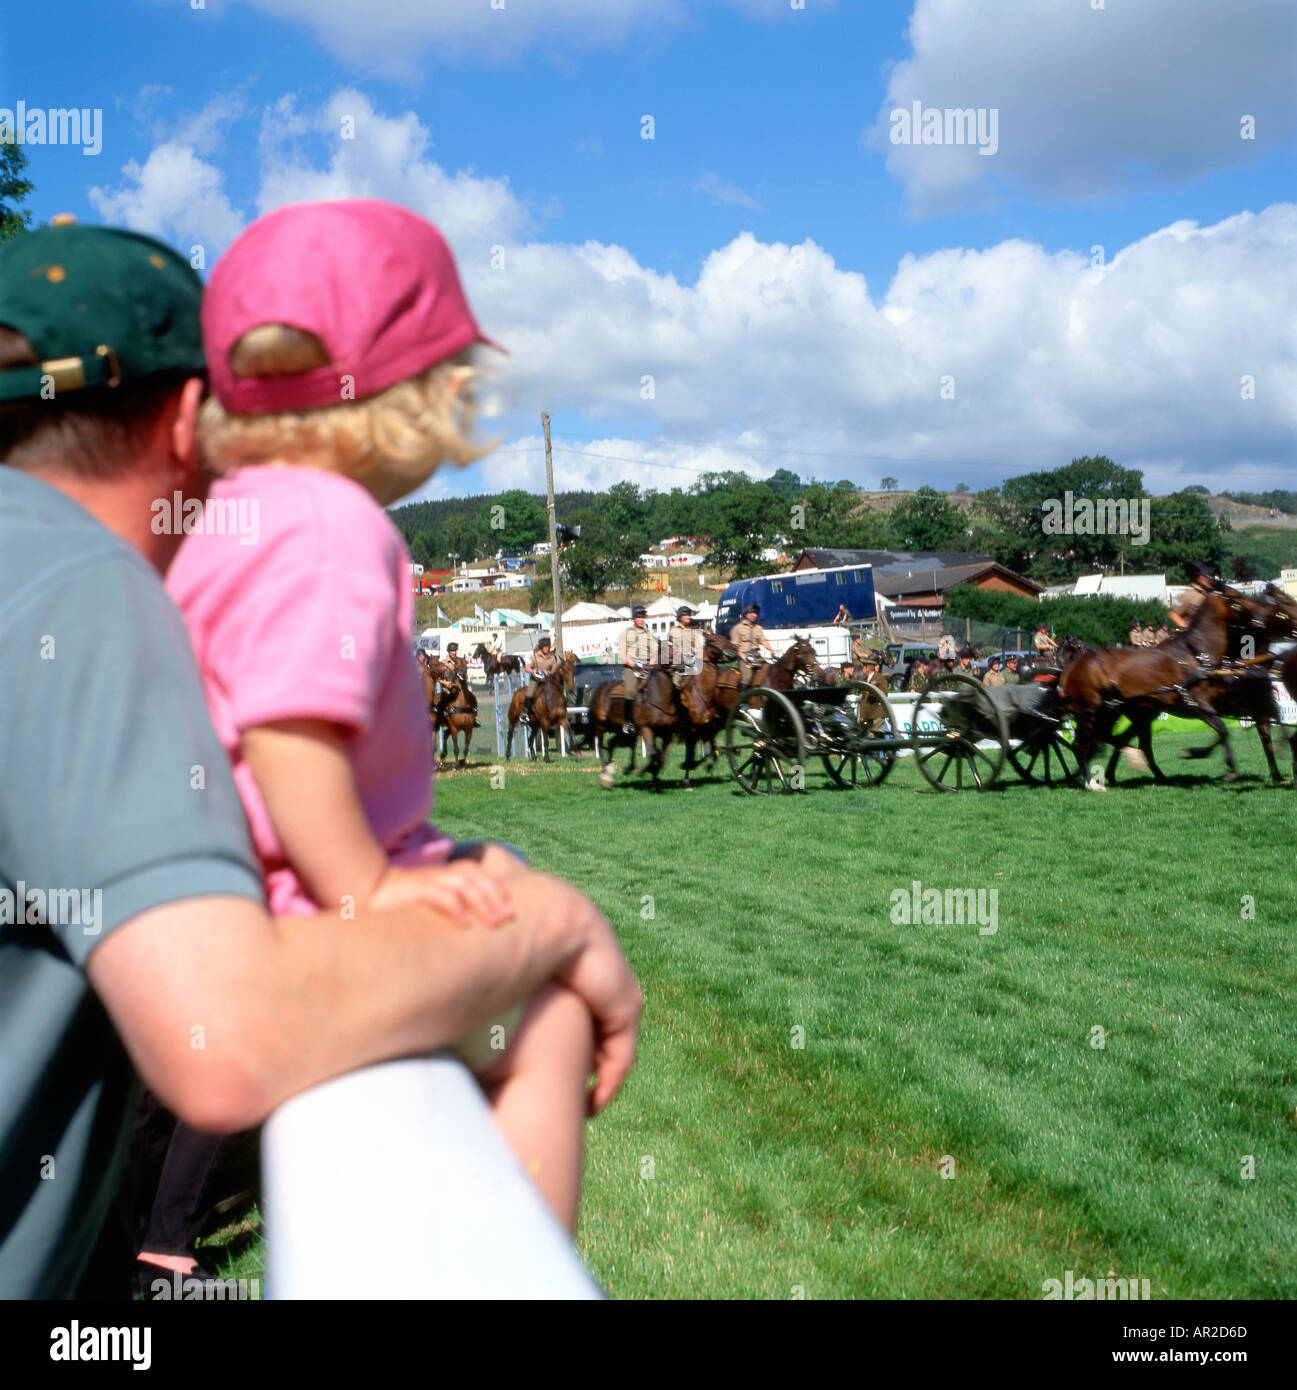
[0,467,263,1297]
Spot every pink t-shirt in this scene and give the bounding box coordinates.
[166,467,452,916]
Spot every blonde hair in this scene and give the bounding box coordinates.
[198,324,493,504]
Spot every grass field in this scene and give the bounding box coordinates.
[205,726,1297,1299]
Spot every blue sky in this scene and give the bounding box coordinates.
[5,0,1296,500]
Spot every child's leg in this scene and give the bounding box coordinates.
[479,982,594,1232]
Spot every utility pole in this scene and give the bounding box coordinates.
[542,411,564,660]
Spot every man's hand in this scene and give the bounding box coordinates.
[370,862,513,928]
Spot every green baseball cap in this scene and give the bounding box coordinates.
[0,217,205,402]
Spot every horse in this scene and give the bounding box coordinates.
[472,641,522,678]
[1056,587,1262,789]
[586,678,641,777]
[1115,585,1297,786]
[431,664,479,769]
[668,629,741,787]
[506,653,576,760]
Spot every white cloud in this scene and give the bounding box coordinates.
[232,0,679,74]
[694,173,761,210]
[868,0,1297,212]
[87,143,244,249]
[226,0,834,72]
[92,89,1297,493]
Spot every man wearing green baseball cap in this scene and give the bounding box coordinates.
[0,218,637,1298]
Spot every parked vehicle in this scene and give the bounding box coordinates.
[716,564,877,637]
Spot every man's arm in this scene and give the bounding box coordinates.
[87,865,640,1133]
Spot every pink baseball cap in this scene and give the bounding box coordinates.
[204,199,501,414]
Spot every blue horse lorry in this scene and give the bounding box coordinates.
[715,563,877,636]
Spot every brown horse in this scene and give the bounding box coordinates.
[587,678,641,776]
[707,635,819,721]
[1110,585,1297,785]
[1057,588,1248,788]
[472,641,522,677]
[506,653,576,760]
[661,629,741,788]
[432,665,479,769]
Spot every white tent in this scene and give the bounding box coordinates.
[563,601,622,624]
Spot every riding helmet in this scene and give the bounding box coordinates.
[744,602,759,615]
[676,606,692,619]
[632,604,648,618]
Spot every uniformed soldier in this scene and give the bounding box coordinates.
[1129,622,1144,647]
[730,602,774,683]
[1001,655,1022,686]
[618,605,660,731]
[664,606,705,688]
[522,635,558,723]
[1155,624,1169,643]
[1141,623,1156,647]
[983,656,1005,687]
[1033,624,1058,656]
[905,655,932,691]
[443,641,478,719]
[956,649,979,680]
[1169,562,1215,629]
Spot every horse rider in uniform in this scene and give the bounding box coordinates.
[443,641,478,720]
[1129,622,1144,647]
[618,604,659,732]
[730,601,774,684]
[1034,624,1058,657]
[1169,561,1214,630]
[522,635,558,724]
[665,605,705,688]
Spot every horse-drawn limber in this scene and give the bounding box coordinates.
[723,669,1082,795]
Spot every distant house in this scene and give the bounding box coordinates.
[876,560,1042,628]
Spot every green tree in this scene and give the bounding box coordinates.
[983,456,1148,579]
[954,482,970,493]
[1142,490,1228,577]
[0,134,35,241]
[793,480,891,549]
[480,488,547,554]
[440,513,483,566]
[693,472,783,575]
[888,486,968,550]
[880,476,898,492]
[592,480,652,540]
[764,468,803,500]
[559,509,647,600]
